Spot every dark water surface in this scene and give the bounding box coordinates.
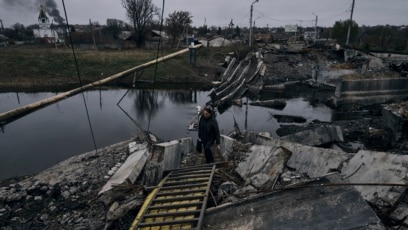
[0,88,332,179]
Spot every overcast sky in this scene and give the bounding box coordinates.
[0,0,407,29]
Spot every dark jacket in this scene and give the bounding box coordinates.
[198,116,220,145]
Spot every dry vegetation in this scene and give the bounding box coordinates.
[0,45,246,91]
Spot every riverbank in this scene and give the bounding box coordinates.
[0,138,133,229]
[0,45,248,91]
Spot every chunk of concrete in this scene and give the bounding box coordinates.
[280,125,344,146]
[98,143,149,198]
[220,135,235,161]
[254,136,349,178]
[233,185,257,199]
[179,137,194,156]
[382,103,408,141]
[342,150,408,204]
[217,181,238,198]
[235,145,291,183]
[249,173,273,190]
[390,202,408,227]
[144,138,193,186]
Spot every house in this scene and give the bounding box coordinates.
[198,36,232,47]
[0,34,8,47]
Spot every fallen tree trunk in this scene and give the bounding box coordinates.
[0,45,202,124]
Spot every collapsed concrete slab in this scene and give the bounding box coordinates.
[235,145,291,189]
[342,150,408,204]
[254,135,349,178]
[335,77,408,106]
[317,69,356,85]
[204,178,384,229]
[144,137,193,186]
[280,125,344,146]
[342,150,408,226]
[98,142,149,204]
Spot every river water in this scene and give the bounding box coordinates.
[0,88,332,179]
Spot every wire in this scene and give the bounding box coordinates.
[147,0,165,133]
[252,0,352,27]
[61,0,98,154]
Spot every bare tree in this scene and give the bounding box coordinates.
[122,0,159,48]
[165,11,193,48]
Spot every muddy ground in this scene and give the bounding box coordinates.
[0,46,408,229]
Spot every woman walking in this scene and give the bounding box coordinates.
[198,106,220,164]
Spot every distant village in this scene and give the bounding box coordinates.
[0,4,407,54]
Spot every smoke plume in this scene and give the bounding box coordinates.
[1,0,65,24]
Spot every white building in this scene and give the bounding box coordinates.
[199,36,232,47]
[33,5,59,43]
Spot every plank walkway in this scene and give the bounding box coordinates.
[129,164,216,230]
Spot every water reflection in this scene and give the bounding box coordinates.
[0,88,332,180]
[164,90,197,104]
[130,89,163,120]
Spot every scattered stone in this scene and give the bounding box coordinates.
[62,190,71,199]
[40,214,49,221]
[34,196,42,201]
[69,187,78,195]
[217,182,238,198]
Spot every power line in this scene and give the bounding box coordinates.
[61,0,99,155]
[147,0,165,133]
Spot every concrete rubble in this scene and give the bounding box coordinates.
[98,142,149,205]
[0,140,133,229]
[205,134,408,229]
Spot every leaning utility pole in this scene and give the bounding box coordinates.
[346,0,355,46]
[89,19,97,51]
[249,0,259,47]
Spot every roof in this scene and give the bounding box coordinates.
[151,30,167,38]
[38,5,48,20]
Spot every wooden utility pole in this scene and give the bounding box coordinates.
[229,19,234,40]
[249,0,259,47]
[312,13,318,42]
[346,0,355,46]
[0,19,4,30]
[90,19,97,51]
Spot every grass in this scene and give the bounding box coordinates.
[0,45,247,90]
